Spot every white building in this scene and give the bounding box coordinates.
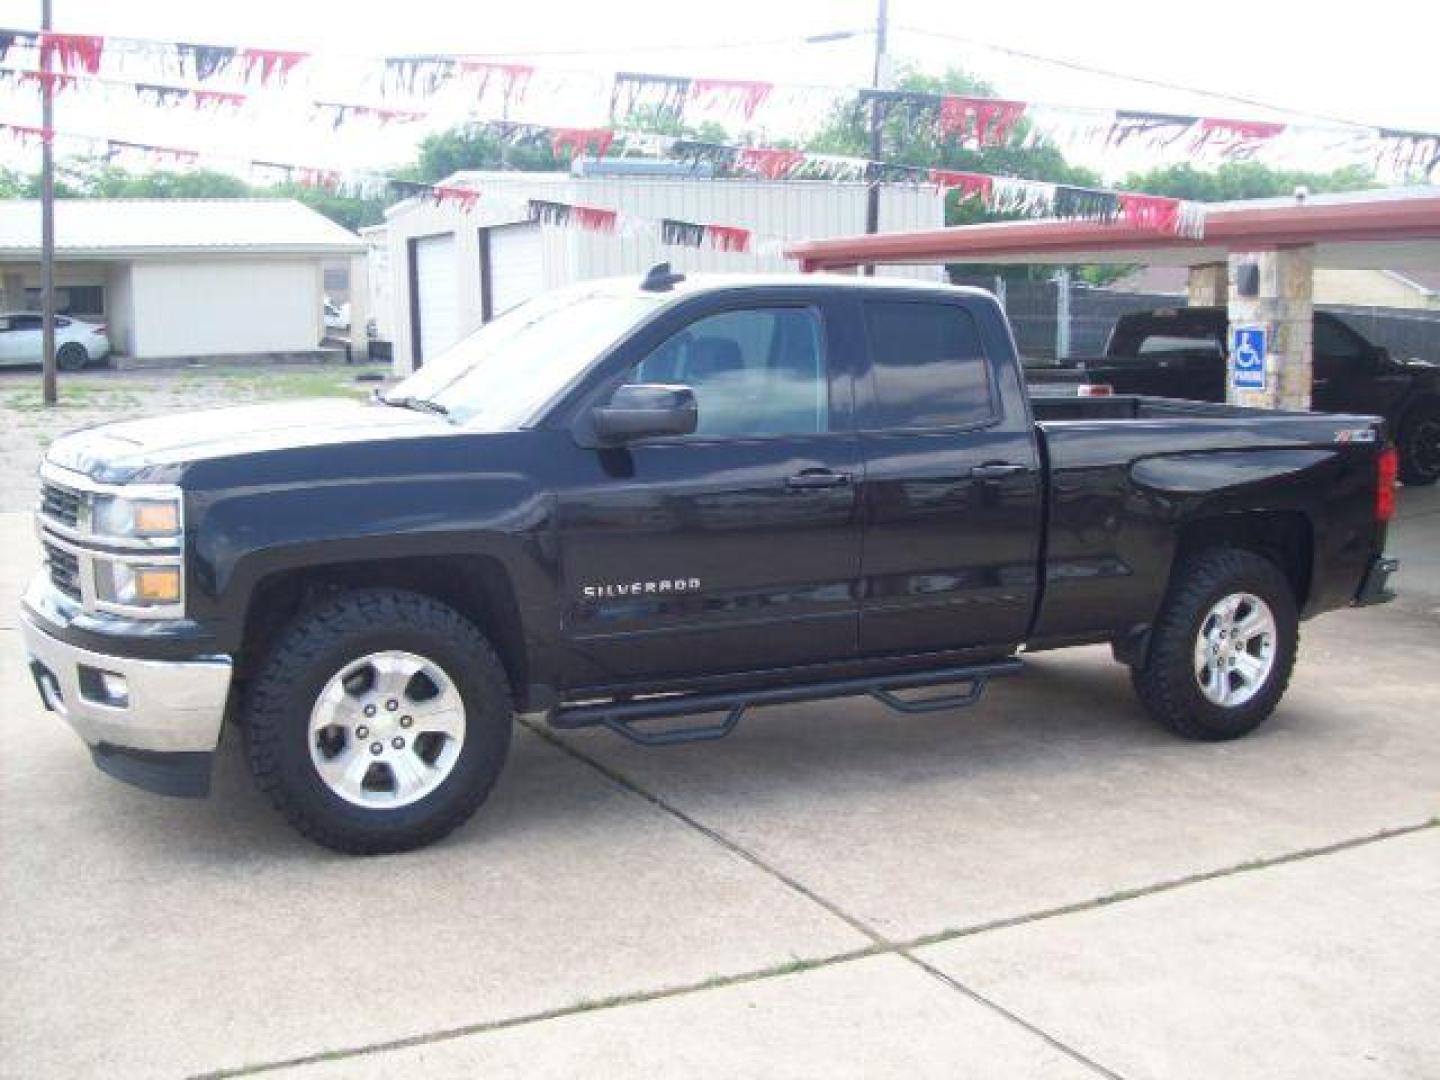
[380,169,947,374]
[0,199,365,363]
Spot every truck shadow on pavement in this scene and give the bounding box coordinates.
[97,647,1302,863]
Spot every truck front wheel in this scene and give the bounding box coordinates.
[1130,548,1298,741]
[243,588,513,854]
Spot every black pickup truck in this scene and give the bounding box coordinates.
[1026,306,1440,485]
[22,268,1399,853]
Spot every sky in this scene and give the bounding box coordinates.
[1,0,1438,183]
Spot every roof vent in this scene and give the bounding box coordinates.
[641,263,686,292]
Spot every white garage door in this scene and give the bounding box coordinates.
[487,223,544,319]
[413,233,458,364]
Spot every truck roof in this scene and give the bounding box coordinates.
[581,270,997,304]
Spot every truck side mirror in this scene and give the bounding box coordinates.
[592,384,698,442]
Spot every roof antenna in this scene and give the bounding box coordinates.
[641,262,686,292]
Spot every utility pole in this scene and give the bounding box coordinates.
[862,0,889,275]
[40,0,57,406]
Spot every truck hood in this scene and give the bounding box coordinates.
[47,398,449,483]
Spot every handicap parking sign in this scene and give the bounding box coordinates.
[1232,326,1267,391]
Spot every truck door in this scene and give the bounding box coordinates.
[554,296,863,685]
[1311,314,1407,417]
[854,295,1043,657]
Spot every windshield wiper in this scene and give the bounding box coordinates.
[377,393,450,418]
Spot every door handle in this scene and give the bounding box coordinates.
[785,469,852,490]
[968,463,1028,480]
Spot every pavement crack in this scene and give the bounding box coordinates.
[526,719,1129,1080]
[189,949,882,1080]
[199,727,1434,1080]
[904,817,1440,951]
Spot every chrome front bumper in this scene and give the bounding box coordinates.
[21,601,232,755]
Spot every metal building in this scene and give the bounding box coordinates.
[378,168,947,374]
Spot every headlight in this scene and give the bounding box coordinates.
[95,561,182,607]
[91,495,181,539]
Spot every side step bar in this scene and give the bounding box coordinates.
[549,659,1023,747]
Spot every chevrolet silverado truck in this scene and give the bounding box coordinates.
[1025,306,1440,485]
[22,267,1400,854]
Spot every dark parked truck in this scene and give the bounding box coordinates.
[1025,306,1440,485]
[22,269,1400,854]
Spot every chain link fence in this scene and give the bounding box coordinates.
[952,274,1440,364]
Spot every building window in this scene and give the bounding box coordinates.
[24,285,105,321]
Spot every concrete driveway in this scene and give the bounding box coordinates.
[1,492,1436,1079]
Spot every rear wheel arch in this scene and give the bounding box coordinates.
[1171,511,1313,609]
[1115,511,1312,668]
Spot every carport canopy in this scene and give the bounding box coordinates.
[787,187,1440,410]
[786,187,1440,273]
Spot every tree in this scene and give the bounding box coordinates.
[81,165,253,199]
[271,182,388,232]
[404,125,560,183]
[1120,161,1375,202]
[808,65,1104,282]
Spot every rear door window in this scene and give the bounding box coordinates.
[862,301,994,430]
[1135,333,1223,358]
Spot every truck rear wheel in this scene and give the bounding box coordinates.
[1130,548,1298,741]
[1397,402,1440,486]
[243,588,512,854]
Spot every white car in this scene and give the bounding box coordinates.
[0,312,112,370]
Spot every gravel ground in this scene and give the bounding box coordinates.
[0,362,390,511]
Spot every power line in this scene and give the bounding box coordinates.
[894,24,1385,132]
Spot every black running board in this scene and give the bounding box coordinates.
[549,659,1023,747]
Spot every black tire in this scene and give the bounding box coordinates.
[1397,402,1440,487]
[243,588,513,854]
[56,342,88,372]
[1130,548,1298,741]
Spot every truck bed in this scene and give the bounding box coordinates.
[1031,394,1317,423]
[1026,394,1386,648]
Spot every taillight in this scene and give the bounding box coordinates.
[1077,383,1114,398]
[1376,447,1398,522]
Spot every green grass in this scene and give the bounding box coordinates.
[0,363,390,414]
[175,363,388,401]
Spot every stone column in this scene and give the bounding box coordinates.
[1186,263,1228,306]
[1226,246,1315,410]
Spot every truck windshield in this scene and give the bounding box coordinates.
[388,286,661,428]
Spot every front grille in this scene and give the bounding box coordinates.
[41,482,84,529]
[43,540,82,601]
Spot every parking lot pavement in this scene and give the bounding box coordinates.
[264,955,1096,1080]
[558,598,1440,942]
[1393,483,1440,615]
[918,828,1440,1080]
[0,498,1436,1079]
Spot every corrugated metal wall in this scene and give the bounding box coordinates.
[383,172,948,371]
[436,172,945,282]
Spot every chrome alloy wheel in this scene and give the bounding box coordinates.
[1193,592,1277,707]
[308,650,467,808]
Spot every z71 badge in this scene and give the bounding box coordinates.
[582,578,702,600]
